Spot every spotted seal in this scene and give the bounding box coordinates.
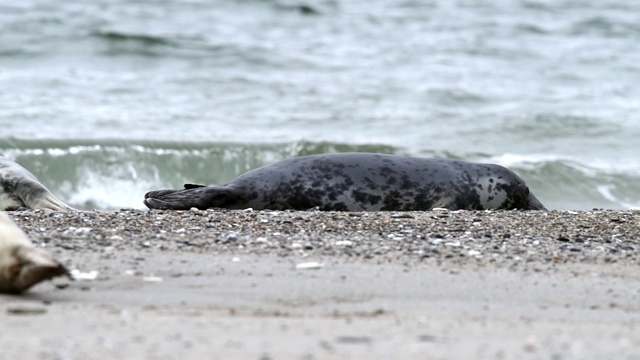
[144,153,546,211]
[0,157,74,211]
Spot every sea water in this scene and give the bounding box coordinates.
[1,0,639,210]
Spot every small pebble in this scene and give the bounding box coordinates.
[6,305,47,315]
[71,270,99,281]
[296,262,324,270]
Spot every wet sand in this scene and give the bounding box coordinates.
[1,209,639,359]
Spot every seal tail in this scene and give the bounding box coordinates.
[0,213,70,294]
[527,192,547,210]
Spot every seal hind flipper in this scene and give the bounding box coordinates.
[525,191,546,210]
[20,187,75,211]
[32,195,75,211]
[0,157,75,211]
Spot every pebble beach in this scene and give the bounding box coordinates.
[1,209,639,359]
[11,208,640,267]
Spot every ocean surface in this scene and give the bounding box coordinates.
[2,0,639,210]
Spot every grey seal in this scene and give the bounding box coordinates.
[0,212,70,294]
[144,153,546,211]
[0,156,74,211]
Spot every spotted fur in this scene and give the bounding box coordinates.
[144,153,546,211]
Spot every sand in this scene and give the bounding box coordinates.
[1,209,639,359]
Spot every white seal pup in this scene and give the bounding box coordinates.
[144,153,547,211]
[0,212,70,294]
[0,156,74,211]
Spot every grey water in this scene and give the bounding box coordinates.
[1,0,639,210]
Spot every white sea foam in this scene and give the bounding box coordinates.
[597,185,640,210]
[66,162,160,210]
[485,153,570,169]
[68,178,153,210]
[486,153,640,177]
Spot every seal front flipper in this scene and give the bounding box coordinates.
[144,186,246,210]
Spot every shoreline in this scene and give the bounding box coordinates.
[2,209,639,359]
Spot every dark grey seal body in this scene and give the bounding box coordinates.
[0,157,74,211]
[144,153,546,211]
